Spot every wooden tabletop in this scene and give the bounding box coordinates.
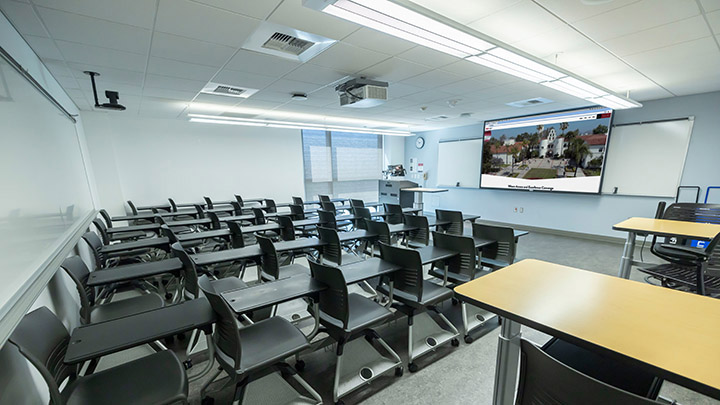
[401,187,449,193]
[613,217,720,240]
[454,258,720,400]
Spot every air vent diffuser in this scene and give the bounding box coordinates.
[242,21,336,63]
[262,32,315,56]
[506,97,553,108]
[200,82,258,98]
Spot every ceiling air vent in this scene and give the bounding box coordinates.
[426,115,450,122]
[200,82,258,98]
[506,97,553,108]
[262,32,315,56]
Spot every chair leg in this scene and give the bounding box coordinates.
[199,367,223,399]
[333,338,346,403]
[232,377,249,405]
[697,262,707,296]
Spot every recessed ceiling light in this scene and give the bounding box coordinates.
[291,93,308,100]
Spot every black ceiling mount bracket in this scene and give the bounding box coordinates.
[84,71,126,111]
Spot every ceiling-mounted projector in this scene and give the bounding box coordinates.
[335,77,388,108]
[84,71,126,111]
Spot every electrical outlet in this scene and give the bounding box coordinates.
[519,207,524,213]
[513,207,518,213]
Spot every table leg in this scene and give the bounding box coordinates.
[413,191,423,211]
[493,317,521,405]
[617,231,636,279]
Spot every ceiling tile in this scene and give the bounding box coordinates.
[410,0,523,25]
[702,0,720,12]
[706,9,720,33]
[56,40,147,71]
[144,74,206,92]
[399,69,464,89]
[400,89,455,104]
[572,0,701,42]
[282,64,352,86]
[434,78,497,96]
[53,75,81,90]
[30,0,156,29]
[150,32,235,67]
[75,79,143,97]
[307,43,390,73]
[67,63,144,86]
[251,89,301,103]
[473,71,521,87]
[138,96,189,118]
[0,0,48,36]
[142,87,198,101]
[211,69,278,89]
[601,15,710,56]
[467,1,568,44]
[36,6,151,54]
[264,78,323,94]
[439,59,493,78]
[188,0,283,19]
[234,98,285,110]
[41,58,73,77]
[357,58,430,83]
[387,82,424,98]
[23,35,63,59]
[193,93,242,106]
[267,0,359,40]
[510,25,595,61]
[396,46,459,69]
[225,49,301,78]
[147,57,219,82]
[533,0,640,23]
[341,28,417,55]
[155,0,261,48]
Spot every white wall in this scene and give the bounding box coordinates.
[82,113,306,215]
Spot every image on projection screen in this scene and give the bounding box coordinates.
[481,106,613,193]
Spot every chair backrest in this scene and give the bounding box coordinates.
[435,209,464,235]
[308,258,349,328]
[365,220,391,246]
[92,219,111,245]
[60,256,94,323]
[257,235,281,280]
[432,231,477,281]
[226,221,246,248]
[206,211,222,230]
[171,242,201,299]
[81,231,106,268]
[276,216,296,241]
[404,214,429,246]
[654,201,666,219]
[265,199,277,213]
[8,307,75,405]
[516,339,658,405]
[352,207,371,230]
[472,223,517,265]
[127,200,138,215]
[662,203,720,224]
[383,203,404,225]
[379,243,423,301]
[292,196,303,205]
[203,196,214,209]
[230,201,244,216]
[317,226,342,265]
[320,201,336,214]
[98,209,113,228]
[234,195,244,206]
[318,195,331,203]
[317,210,337,230]
[252,208,266,225]
[289,204,305,220]
[350,199,365,208]
[197,276,242,370]
[168,198,178,212]
[160,225,178,243]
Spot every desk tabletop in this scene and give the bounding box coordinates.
[164,218,212,227]
[65,298,214,364]
[106,223,160,234]
[340,258,401,284]
[221,275,324,314]
[415,245,457,264]
[454,259,720,400]
[176,229,231,242]
[87,258,183,286]
[401,187,448,193]
[192,245,263,266]
[99,237,170,253]
[613,217,720,240]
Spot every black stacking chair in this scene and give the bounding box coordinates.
[435,209,464,235]
[127,200,140,215]
[171,242,247,301]
[61,256,164,324]
[166,198,196,219]
[383,203,404,225]
[377,243,459,372]
[289,204,306,220]
[365,219,392,256]
[428,232,494,343]
[8,307,188,405]
[350,199,365,208]
[307,259,403,403]
[256,235,309,281]
[81,231,148,269]
[264,199,277,213]
[517,339,660,405]
[98,209,115,229]
[317,226,363,266]
[638,233,720,296]
[320,201,337,214]
[352,206,372,230]
[318,194,331,203]
[317,209,338,230]
[292,196,304,205]
[197,276,321,404]
[154,214,196,234]
[93,218,146,245]
[472,223,517,270]
[403,214,430,247]
[649,203,720,264]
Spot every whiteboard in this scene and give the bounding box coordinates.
[437,138,483,188]
[601,118,693,197]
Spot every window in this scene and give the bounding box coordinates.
[302,130,383,202]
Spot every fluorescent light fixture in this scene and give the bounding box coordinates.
[188,114,413,136]
[305,0,643,109]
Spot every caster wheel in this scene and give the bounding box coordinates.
[201,397,214,405]
[295,359,306,371]
[464,335,474,344]
[408,363,419,373]
[451,338,460,347]
[165,293,173,300]
[451,298,459,306]
[395,366,404,377]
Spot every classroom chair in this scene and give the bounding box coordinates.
[435,209,464,235]
[292,196,304,205]
[257,235,310,281]
[7,306,188,405]
[264,199,277,213]
[364,219,393,256]
[92,218,146,245]
[317,227,363,266]
[649,203,720,265]
[197,276,322,404]
[403,214,430,247]
[517,339,660,405]
[81,231,150,269]
[472,223,517,270]
[351,207,371,230]
[308,259,403,404]
[349,198,365,208]
[382,203,404,225]
[377,243,459,372]
[318,194,331,203]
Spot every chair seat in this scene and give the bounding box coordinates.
[428,267,472,284]
[238,316,310,374]
[90,293,165,323]
[407,241,428,249]
[209,276,247,293]
[320,293,393,335]
[321,253,364,267]
[62,350,187,405]
[653,242,700,263]
[637,263,720,292]
[378,280,453,308]
[261,264,309,281]
[480,257,510,269]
